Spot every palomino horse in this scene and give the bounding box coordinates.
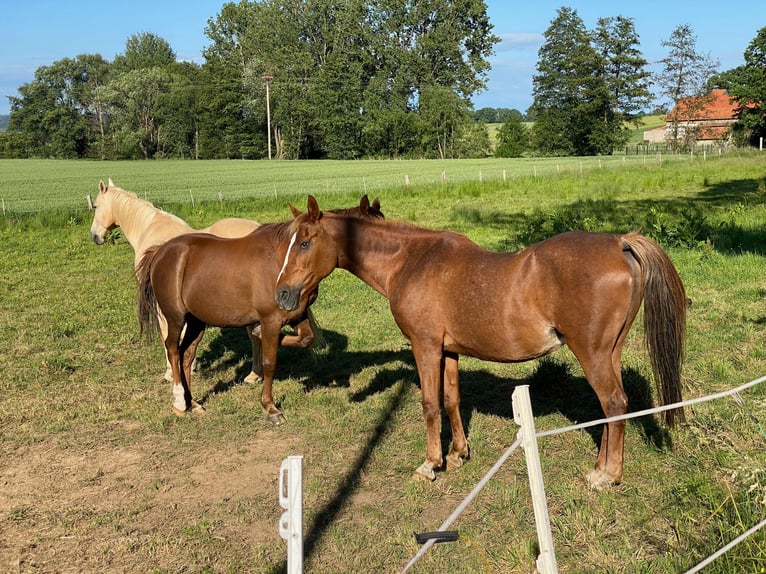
[88,178,289,384]
[136,195,383,424]
[275,196,687,489]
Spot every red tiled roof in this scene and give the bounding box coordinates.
[667,89,739,121]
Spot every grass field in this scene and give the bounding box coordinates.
[1,152,765,573]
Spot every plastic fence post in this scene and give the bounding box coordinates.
[512,385,558,574]
[279,455,304,574]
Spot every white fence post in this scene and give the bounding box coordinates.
[512,385,558,574]
[279,455,304,574]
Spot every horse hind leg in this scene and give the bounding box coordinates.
[180,318,207,414]
[581,353,628,490]
[244,325,264,385]
[157,308,175,382]
[443,352,470,472]
[167,318,206,416]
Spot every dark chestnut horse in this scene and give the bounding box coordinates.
[136,196,382,424]
[275,196,687,489]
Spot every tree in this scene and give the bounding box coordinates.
[7,57,94,158]
[531,7,611,155]
[112,32,176,74]
[495,115,529,157]
[101,67,174,159]
[724,26,766,145]
[211,0,498,159]
[655,24,719,151]
[592,16,652,149]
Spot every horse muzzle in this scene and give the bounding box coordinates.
[275,284,302,311]
[90,231,105,245]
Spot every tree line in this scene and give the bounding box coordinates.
[495,10,766,157]
[2,3,764,160]
[1,0,497,160]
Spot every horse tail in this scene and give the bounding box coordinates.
[136,246,160,341]
[623,233,687,427]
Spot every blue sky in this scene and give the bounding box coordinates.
[0,1,762,116]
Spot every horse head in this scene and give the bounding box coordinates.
[275,195,339,312]
[89,178,119,245]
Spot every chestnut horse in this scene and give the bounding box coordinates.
[136,196,383,424]
[275,196,687,489]
[88,179,270,383]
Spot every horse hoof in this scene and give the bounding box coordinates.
[587,470,617,490]
[171,406,186,417]
[244,372,264,385]
[164,371,174,383]
[190,401,206,414]
[268,413,286,425]
[445,454,465,472]
[413,463,436,482]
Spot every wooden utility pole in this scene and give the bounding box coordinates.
[262,75,274,160]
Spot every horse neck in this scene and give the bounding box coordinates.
[112,190,193,250]
[326,217,410,299]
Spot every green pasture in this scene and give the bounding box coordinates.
[1,153,765,573]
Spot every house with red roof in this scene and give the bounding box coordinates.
[643,89,741,145]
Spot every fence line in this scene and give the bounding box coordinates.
[401,375,766,573]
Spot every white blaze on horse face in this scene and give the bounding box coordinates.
[277,231,299,285]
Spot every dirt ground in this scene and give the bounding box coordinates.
[0,426,300,573]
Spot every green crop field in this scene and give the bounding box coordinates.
[1,152,765,573]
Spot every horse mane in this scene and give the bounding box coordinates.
[109,185,192,234]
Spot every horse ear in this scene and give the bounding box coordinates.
[306,195,322,221]
[289,203,303,219]
[99,180,107,194]
[107,178,115,188]
[359,194,370,214]
[371,197,381,211]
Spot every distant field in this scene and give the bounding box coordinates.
[1,153,689,215]
[486,115,665,149]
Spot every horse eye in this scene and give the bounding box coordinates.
[300,241,311,250]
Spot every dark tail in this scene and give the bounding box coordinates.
[136,246,160,341]
[623,233,687,427]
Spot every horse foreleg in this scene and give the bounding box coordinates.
[443,352,469,471]
[411,342,444,481]
[244,325,264,384]
[277,318,315,349]
[259,322,286,425]
[164,330,190,416]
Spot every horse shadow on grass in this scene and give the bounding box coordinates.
[194,325,413,405]
[196,326,671,454]
[455,358,671,455]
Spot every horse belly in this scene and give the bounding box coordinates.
[445,314,564,363]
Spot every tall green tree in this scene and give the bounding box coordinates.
[531,7,611,156]
[112,32,176,73]
[495,115,529,157]
[655,24,719,151]
[211,0,498,159]
[7,56,100,158]
[723,26,766,145]
[592,16,652,150]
